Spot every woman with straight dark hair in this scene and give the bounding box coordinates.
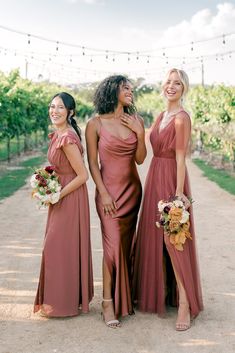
[86,75,146,328]
[34,92,93,317]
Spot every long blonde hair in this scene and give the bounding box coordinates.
[162,68,189,101]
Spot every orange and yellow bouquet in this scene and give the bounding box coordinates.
[156,197,192,251]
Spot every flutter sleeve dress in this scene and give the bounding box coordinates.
[34,129,94,317]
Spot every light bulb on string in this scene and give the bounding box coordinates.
[56,41,59,51]
[82,46,85,56]
[27,34,31,45]
[182,57,185,65]
[70,56,72,63]
[222,34,226,44]
[162,49,166,56]
[147,56,150,64]
[90,56,93,63]
[127,53,130,62]
[105,50,109,60]
[229,52,232,59]
[166,57,169,65]
[136,52,139,60]
[191,42,194,51]
[112,55,115,62]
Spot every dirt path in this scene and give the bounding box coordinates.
[0,147,235,353]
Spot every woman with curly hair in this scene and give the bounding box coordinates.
[85,75,146,328]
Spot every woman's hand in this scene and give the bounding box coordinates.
[175,193,191,209]
[100,192,117,216]
[120,113,144,137]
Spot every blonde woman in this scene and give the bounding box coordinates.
[133,69,203,331]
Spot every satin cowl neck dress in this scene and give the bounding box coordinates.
[34,129,94,317]
[133,110,203,318]
[95,117,142,317]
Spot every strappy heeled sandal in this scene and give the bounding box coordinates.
[101,298,121,329]
[176,302,191,331]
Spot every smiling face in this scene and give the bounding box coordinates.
[163,71,184,103]
[49,96,69,129]
[118,81,133,107]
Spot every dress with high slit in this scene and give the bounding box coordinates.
[34,130,94,317]
[95,118,142,318]
[133,110,203,318]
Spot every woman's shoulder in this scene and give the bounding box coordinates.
[175,109,191,123]
[86,115,101,134]
[56,129,82,149]
[175,109,191,119]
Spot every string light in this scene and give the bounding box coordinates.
[1,25,233,57]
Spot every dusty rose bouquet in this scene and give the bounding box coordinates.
[30,166,61,208]
[156,197,192,251]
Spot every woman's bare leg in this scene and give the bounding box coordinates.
[102,258,120,328]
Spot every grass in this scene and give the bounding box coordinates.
[193,158,235,195]
[0,152,47,200]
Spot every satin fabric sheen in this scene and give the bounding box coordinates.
[96,120,142,317]
[34,130,94,317]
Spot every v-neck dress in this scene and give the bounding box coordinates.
[34,130,94,317]
[96,120,142,317]
[133,110,203,317]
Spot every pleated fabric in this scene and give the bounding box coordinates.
[133,111,203,318]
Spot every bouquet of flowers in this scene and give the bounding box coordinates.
[156,197,192,251]
[30,165,61,208]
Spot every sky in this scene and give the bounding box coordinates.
[0,0,234,85]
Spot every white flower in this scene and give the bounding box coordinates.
[180,210,190,224]
[158,201,167,212]
[50,192,60,204]
[30,174,38,188]
[173,199,184,208]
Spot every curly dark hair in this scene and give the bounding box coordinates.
[93,75,136,115]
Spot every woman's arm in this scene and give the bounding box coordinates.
[175,112,191,208]
[85,118,117,215]
[59,143,89,200]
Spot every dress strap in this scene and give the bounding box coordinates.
[95,116,102,136]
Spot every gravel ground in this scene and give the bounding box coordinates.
[0,146,235,353]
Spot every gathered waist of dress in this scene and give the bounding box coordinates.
[57,171,76,176]
[153,155,175,160]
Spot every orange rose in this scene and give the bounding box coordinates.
[182,222,190,231]
[169,207,183,222]
[169,220,180,232]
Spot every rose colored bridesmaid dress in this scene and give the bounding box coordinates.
[34,130,94,317]
[133,110,203,318]
[95,118,142,318]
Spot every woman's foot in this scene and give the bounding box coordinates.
[102,299,120,329]
[176,302,191,331]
